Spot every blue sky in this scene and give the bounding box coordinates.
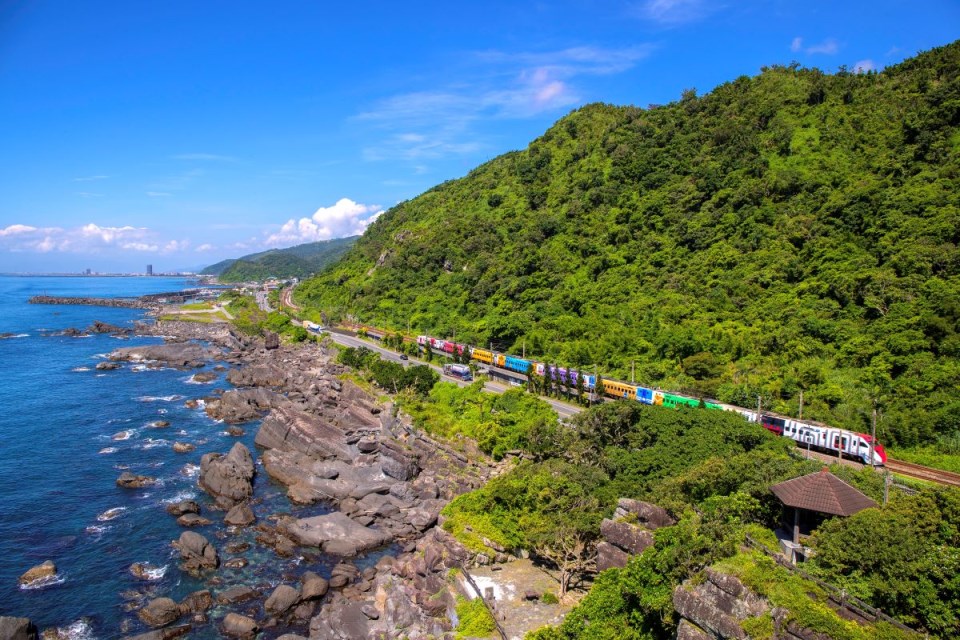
[0,1,957,273]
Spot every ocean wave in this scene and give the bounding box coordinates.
[157,408,168,414]
[19,572,66,590]
[137,394,182,402]
[95,373,106,377]
[97,507,127,521]
[112,430,134,441]
[131,364,148,372]
[98,447,118,454]
[46,619,95,640]
[179,463,200,478]
[85,524,110,538]
[130,562,167,581]
[1,333,30,339]
[72,366,91,372]
[161,489,197,504]
[140,439,168,450]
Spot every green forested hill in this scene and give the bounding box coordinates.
[298,42,960,445]
[202,236,357,282]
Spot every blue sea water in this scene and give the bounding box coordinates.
[0,277,364,638]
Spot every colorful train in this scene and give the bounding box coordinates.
[416,335,887,466]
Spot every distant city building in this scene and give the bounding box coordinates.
[146,264,153,276]
[85,268,91,275]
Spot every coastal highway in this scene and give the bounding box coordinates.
[320,329,582,420]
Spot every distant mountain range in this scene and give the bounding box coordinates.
[201,237,357,282]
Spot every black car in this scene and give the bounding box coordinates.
[399,354,408,360]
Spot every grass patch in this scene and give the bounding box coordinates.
[180,301,213,310]
[454,596,497,639]
[887,445,960,474]
[158,313,226,323]
[440,508,515,555]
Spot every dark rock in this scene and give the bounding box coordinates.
[227,427,245,437]
[357,437,378,453]
[176,514,212,527]
[148,420,171,428]
[122,624,191,640]
[224,503,256,527]
[600,518,656,555]
[597,541,630,571]
[166,501,200,516]
[220,613,259,639]
[129,562,164,580]
[177,590,212,615]
[191,372,217,383]
[676,620,712,640]
[265,584,300,615]
[379,439,420,481]
[96,361,121,370]
[0,617,37,640]
[204,388,278,423]
[109,343,217,368]
[138,597,181,628]
[184,399,199,409]
[328,574,349,589]
[18,561,56,586]
[216,586,258,605]
[172,531,219,572]
[89,321,129,334]
[255,405,353,462]
[672,570,769,640]
[300,572,329,600]
[361,604,380,620]
[172,442,195,454]
[282,512,392,556]
[615,499,675,530]
[116,472,156,489]
[225,541,250,554]
[198,442,255,508]
[264,331,280,350]
[223,557,248,569]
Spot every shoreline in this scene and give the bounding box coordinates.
[20,316,497,638]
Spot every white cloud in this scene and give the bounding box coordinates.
[265,198,383,247]
[853,59,875,73]
[195,243,215,252]
[0,224,40,236]
[791,37,839,56]
[637,0,708,25]
[0,222,170,255]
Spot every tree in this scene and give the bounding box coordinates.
[575,372,586,406]
[594,376,606,405]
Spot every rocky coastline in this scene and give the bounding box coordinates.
[10,317,497,639]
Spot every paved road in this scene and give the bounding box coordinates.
[321,329,582,419]
[255,289,273,313]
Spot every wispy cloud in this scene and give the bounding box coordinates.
[635,0,710,25]
[172,153,237,162]
[358,45,651,162]
[791,37,839,55]
[72,175,109,182]
[265,198,382,247]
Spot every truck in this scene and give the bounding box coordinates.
[443,363,472,381]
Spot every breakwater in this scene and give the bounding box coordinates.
[29,289,206,308]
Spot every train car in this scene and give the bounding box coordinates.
[472,348,493,364]
[603,379,638,400]
[493,353,506,368]
[504,355,532,374]
[662,393,702,409]
[417,335,429,346]
[636,386,655,404]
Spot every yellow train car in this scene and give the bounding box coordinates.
[603,379,638,400]
[472,348,493,364]
[493,353,506,367]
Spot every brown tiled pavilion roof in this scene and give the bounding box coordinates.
[770,468,878,516]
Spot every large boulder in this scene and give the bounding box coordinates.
[614,499,675,530]
[300,572,329,600]
[117,472,157,489]
[281,511,392,556]
[265,584,301,615]
[137,598,181,628]
[224,502,256,527]
[228,363,287,388]
[198,443,255,508]
[255,405,353,462]
[108,343,217,368]
[600,518,656,555]
[204,388,280,423]
[220,613,259,639]
[596,541,630,571]
[379,439,420,482]
[0,617,37,640]
[18,561,56,587]
[672,570,769,640]
[172,531,219,572]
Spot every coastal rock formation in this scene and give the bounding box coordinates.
[18,561,57,587]
[596,498,675,571]
[203,388,279,423]
[172,531,219,573]
[672,570,769,640]
[198,442,254,509]
[123,625,191,640]
[117,472,157,489]
[255,405,355,462]
[223,503,255,526]
[220,613,259,639]
[165,500,200,517]
[89,320,130,335]
[280,512,392,556]
[108,343,219,368]
[138,598,181,628]
[0,617,37,640]
[265,584,301,615]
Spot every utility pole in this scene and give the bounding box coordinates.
[870,398,878,467]
[522,340,525,359]
[631,361,635,384]
[756,395,762,423]
[798,389,804,420]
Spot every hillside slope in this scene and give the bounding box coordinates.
[202,236,357,281]
[297,42,960,445]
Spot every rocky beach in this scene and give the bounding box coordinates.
[6,311,499,639]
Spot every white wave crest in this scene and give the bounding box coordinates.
[112,430,134,441]
[161,489,197,504]
[72,366,91,372]
[140,439,168,450]
[98,447,118,454]
[97,507,127,521]
[85,524,110,538]
[19,573,66,590]
[137,395,182,402]
[49,619,95,640]
[179,463,200,478]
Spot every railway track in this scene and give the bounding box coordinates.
[885,459,960,488]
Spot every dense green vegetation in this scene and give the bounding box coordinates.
[297,42,960,446]
[220,291,309,342]
[433,399,955,638]
[203,236,356,282]
[336,346,439,396]
[405,381,558,459]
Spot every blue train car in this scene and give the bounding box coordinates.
[504,355,531,374]
[636,386,655,404]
